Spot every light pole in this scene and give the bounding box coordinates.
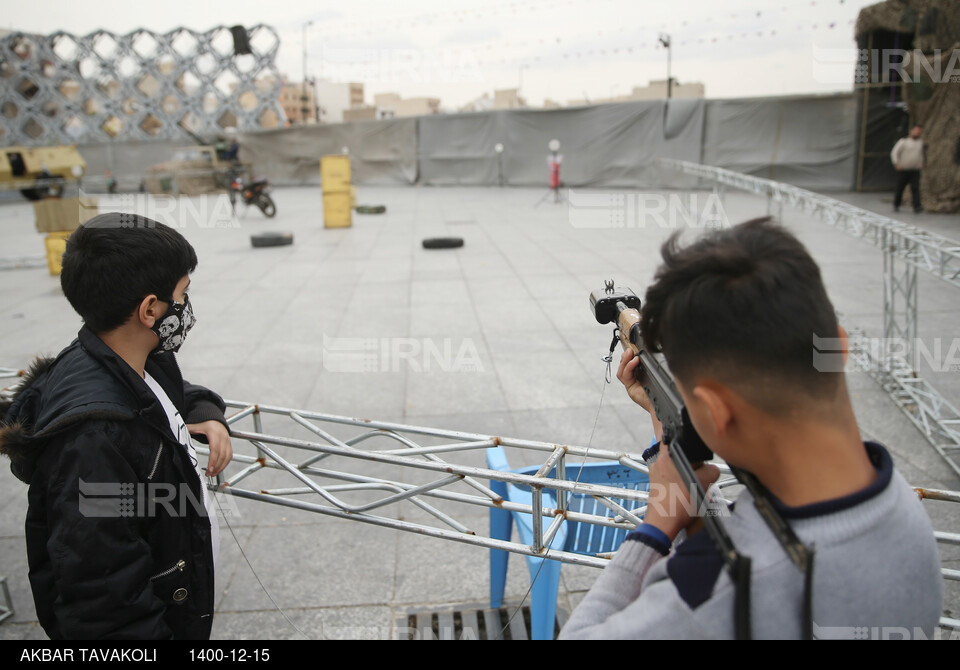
[658,33,672,99]
[302,20,313,124]
[518,64,528,108]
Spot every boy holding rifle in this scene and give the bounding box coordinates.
[560,218,942,640]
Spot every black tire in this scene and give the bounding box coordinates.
[20,187,45,201]
[422,237,464,250]
[251,232,293,248]
[257,193,276,218]
[355,205,386,214]
[20,176,65,201]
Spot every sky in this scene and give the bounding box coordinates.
[5,0,881,110]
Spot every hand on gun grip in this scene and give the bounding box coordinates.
[644,442,722,541]
[617,349,664,442]
[616,349,652,411]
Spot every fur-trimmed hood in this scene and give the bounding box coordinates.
[1,356,58,483]
[2,327,228,487]
[0,334,140,484]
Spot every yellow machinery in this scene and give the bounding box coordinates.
[0,145,97,275]
[0,145,86,200]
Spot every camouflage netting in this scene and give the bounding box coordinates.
[857,1,960,213]
[904,45,960,213]
[856,0,960,52]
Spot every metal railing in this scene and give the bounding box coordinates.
[659,159,960,480]
[216,400,676,569]
[204,399,960,631]
[659,159,960,290]
[2,368,959,629]
[0,368,24,402]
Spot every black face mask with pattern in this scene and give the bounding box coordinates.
[150,295,196,354]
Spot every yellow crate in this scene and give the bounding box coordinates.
[44,231,72,276]
[323,192,353,228]
[350,185,357,208]
[33,196,99,233]
[321,155,351,193]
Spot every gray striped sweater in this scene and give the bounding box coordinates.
[559,443,943,640]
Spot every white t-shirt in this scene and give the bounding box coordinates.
[143,372,220,572]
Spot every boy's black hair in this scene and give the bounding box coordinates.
[640,217,841,414]
[60,213,198,333]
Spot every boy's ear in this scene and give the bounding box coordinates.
[690,382,734,439]
[837,325,849,366]
[136,294,163,328]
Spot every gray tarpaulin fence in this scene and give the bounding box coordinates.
[73,93,859,192]
[701,94,859,192]
[236,118,419,186]
[417,99,704,188]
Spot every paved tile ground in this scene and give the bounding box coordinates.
[0,184,958,640]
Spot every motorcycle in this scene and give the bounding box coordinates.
[228,170,276,218]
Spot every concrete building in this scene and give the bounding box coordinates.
[459,89,528,113]
[314,79,365,123]
[280,79,318,125]
[459,92,495,113]
[372,92,441,118]
[630,79,705,100]
[494,88,526,110]
[343,106,378,122]
[568,79,705,107]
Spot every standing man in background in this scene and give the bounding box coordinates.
[891,125,926,214]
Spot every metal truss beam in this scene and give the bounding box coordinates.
[2,377,958,629]
[0,367,23,395]
[659,159,960,480]
[659,160,960,290]
[215,401,676,569]
[206,400,959,629]
[848,328,960,479]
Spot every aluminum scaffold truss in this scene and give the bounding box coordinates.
[2,374,958,630]
[217,400,672,569]
[203,399,959,630]
[659,159,960,480]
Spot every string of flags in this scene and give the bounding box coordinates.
[314,20,858,72]
[309,0,854,39]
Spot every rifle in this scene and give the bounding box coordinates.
[590,280,815,640]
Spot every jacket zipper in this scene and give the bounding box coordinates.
[147,442,163,480]
[151,559,186,581]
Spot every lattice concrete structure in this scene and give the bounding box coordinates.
[0,25,286,145]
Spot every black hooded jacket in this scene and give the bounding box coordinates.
[0,327,228,640]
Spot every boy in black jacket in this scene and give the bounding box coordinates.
[0,213,232,639]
